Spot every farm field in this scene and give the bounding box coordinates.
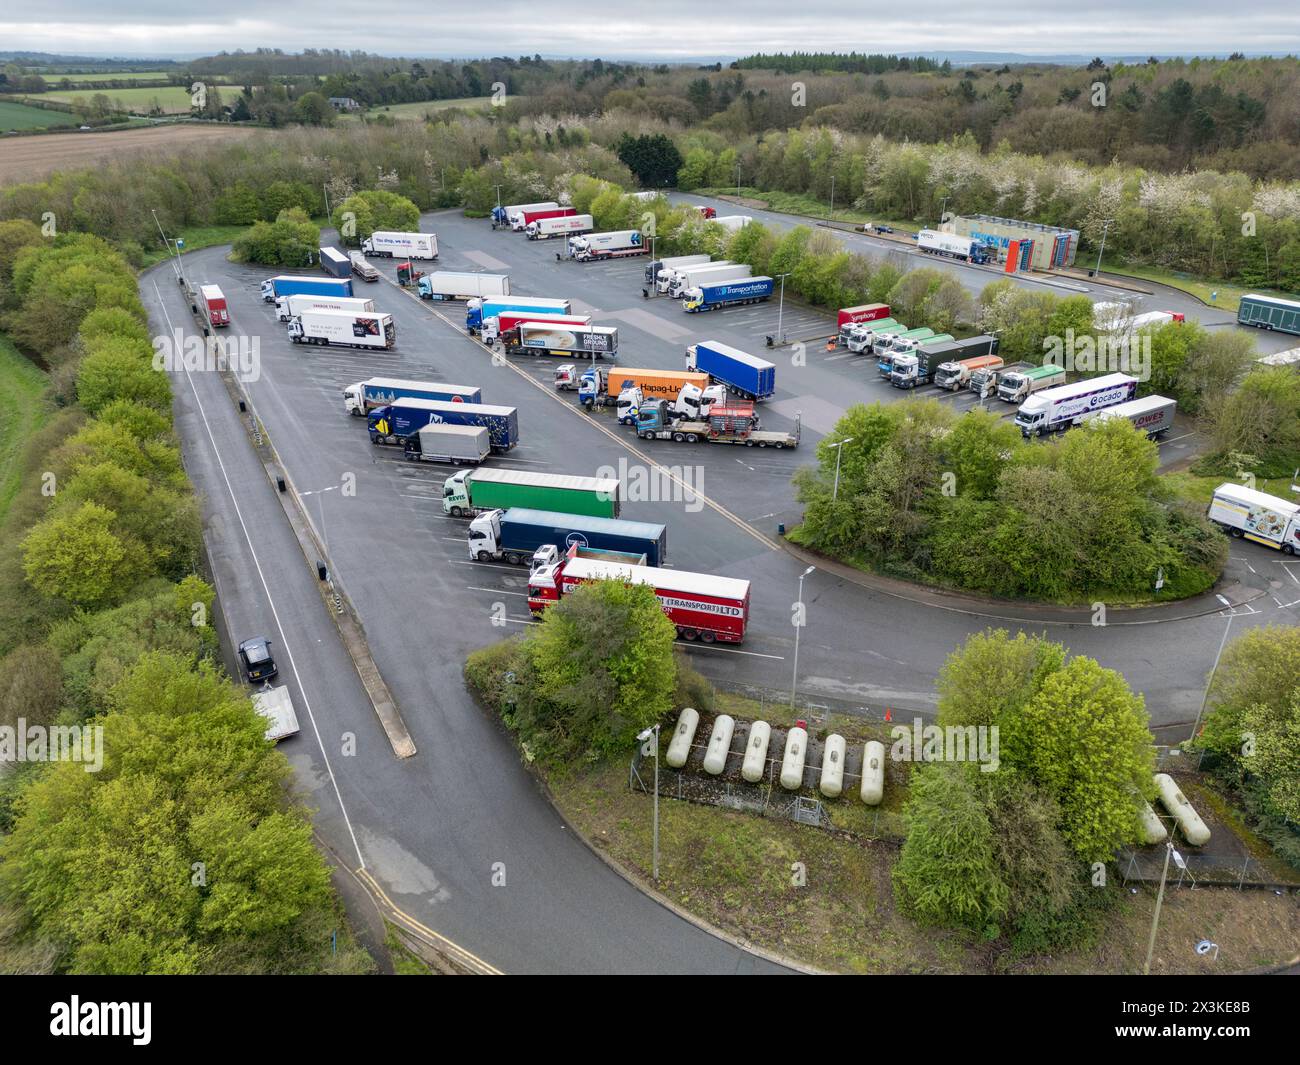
[38,85,196,113]
[0,99,79,131]
[345,96,497,121]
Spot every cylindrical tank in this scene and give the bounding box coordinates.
[1139,799,1168,845]
[1154,773,1210,846]
[741,720,771,782]
[860,740,885,805]
[665,707,699,768]
[702,714,735,776]
[780,726,808,790]
[819,734,846,798]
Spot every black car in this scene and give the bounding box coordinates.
[237,636,278,683]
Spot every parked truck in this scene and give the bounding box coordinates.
[197,284,229,329]
[1082,395,1176,438]
[916,229,994,264]
[684,276,775,313]
[686,340,775,401]
[319,246,351,278]
[527,213,593,240]
[343,377,481,417]
[576,367,724,424]
[847,320,904,354]
[418,272,510,302]
[402,423,492,466]
[663,261,746,297]
[933,344,1003,391]
[528,556,751,643]
[368,398,519,452]
[635,399,800,449]
[442,468,620,519]
[1207,484,1300,553]
[466,296,571,334]
[288,309,395,349]
[505,322,618,360]
[996,363,1067,404]
[569,230,646,261]
[970,359,1028,399]
[876,329,936,371]
[261,274,353,303]
[467,509,666,567]
[890,342,957,388]
[362,231,438,259]
[514,206,576,232]
[483,311,591,347]
[276,293,375,322]
[835,304,891,345]
[712,215,752,232]
[349,251,380,282]
[644,254,711,286]
[892,330,953,356]
[1014,373,1138,437]
[492,201,559,229]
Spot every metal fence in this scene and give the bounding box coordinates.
[1116,848,1298,891]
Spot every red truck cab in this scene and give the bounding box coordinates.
[199,284,229,328]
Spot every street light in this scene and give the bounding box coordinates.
[1143,841,1186,975]
[1190,594,1234,742]
[636,724,661,882]
[1094,218,1114,277]
[774,272,791,345]
[790,566,815,708]
[829,175,835,221]
[828,437,855,501]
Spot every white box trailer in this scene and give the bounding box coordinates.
[362,231,438,259]
[288,309,396,349]
[569,230,646,261]
[645,254,711,285]
[1208,484,1300,553]
[403,423,492,466]
[252,686,300,742]
[527,214,594,240]
[667,262,751,297]
[1014,373,1137,437]
[657,260,733,294]
[419,271,510,301]
[711,215,752,232]
[1083,394,1176,438]
[276,293,376,322]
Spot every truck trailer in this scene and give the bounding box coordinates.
[276,293,375,322]
[288,309,395,349]
[711,215,752,232]
[418,272,510,302]
[528,556,751,643]
[634,399,800,449]
[664,261,747,297]
[467,509,667,567]
[505,322,618,360]
[837,304,891,334]
[683,276,775,313]
[484,311,592,346]
[442,468,620,519]
[362,231,438,259]
[319,246,351,278]
[1014,373,1138,437]
[1082,395,1176,438]
[343,377,481,417]
[252,686,300,743]
[890,342,957,388]
[644,254,711,286]
[916,229,994,264]
[197,284,229,329]
[1207,484,1300,553]
[466,296,571,333]
[514,207,576,232]
[492,201,559,229]
[574,367,723,425]
[369,398,519,452]
[349,251,380,282]
[402,423,492,466]
[686,340,775,401]
[526,214,593,240]
[569,230,646,262]
[261,275,353,303]
[846,320,904,354]
[934,351,1003,391]
[1237,293,1300,337]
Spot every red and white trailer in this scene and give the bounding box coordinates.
[198,284,230,328]
[528,556,750,643]
[837,303,889,329]
[516,206,577,231]
[483,310,592,344]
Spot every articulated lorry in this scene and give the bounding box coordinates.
[319,246,351,278]
[970,360,1028,398]
[933,341,1003,391]
[514,207,575,232]
[483,311,591,346]
[996,363,1067,404]
[684,275,774,313]
[349,251,380,282]
[442,468,620,519]
[369,398,519,452]
[889,341,958,388]
[261,275,353,303]
[492,201,559,229]
[835,304,890,344]
[197,285,229,329]
[362,231,438,259]
[876,329,936,374]
[644,254,711,286]
[528,556,751,643]
[276,293,375,322]
[916,229,994,264]
[666,261,750,298]
[467,508,667,567]
[1082,395,1176,438]
[634,399,800,449]
[526,213,593,240]
[711,215,752,232]
[504,322,617,360]
[343,377,481,417]
[418,272,510,301]
[569,230,646,261]
[402,423,492,466]
[574,366,721,424]
[466,296,571,334]
[288,309,395,349]
[1014,373,1138,437]
[1207,484,1300,553]
[686,340,775,401]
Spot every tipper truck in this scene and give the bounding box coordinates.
[402,424,492,466]
[645,254,711,286]
[467,509,667,567]
[666,262,751,298]
[916,229,994,264]
[505,322,617,360]
[569,230,646,261]
[276,293,375,322]
[514,207,576,232]
[362,231,438,259]
[527,213,593,240]
[635,400,800,449]
[288,309,395,349]
[349,251,380,282]
[197,284,229,329]
[1014,373,1137,437]
[1082,395,1176,438]
[368,399,519,452]
[261,275,353,303]
[684,276,775,313]
[319,246,351,278]
[686,340,775,401]
[492,201,559,229]
[528,556,751,643]
[997,363,1067,404]
[418,272,510,301]
[466,296,570,334]
[343,377,481,417]
[442,468,620,519]
[1207,484,1300,553]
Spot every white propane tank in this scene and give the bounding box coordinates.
[860,740,886,806]
[702,715,735,776]
[780,725,808,790]
[742,720,771,782]
[819,734,846,798]
[1154,773,1210,845]
[1139,799,1168,845]
[665,707,699,768]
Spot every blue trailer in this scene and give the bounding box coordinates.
[468,507,668,567]
[319,247,351,278]
[260,274,353,303]
[343,377,481,417]
[465,296,571,333]
[368,398,519,452]
[682,275,774,313]
[686,340,776,402]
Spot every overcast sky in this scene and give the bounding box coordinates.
[6,2,1300,59]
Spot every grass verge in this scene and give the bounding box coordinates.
[0,334,49,525]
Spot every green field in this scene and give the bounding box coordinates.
[0,100,79,131]
[345,97,497,121]
[0,335,49,524]
[43,72,178,85]
[38,85,196,114]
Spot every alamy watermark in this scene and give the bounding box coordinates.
[1,719,103,772]
[1042,329,1151,381]
[152,328,261,382]
[889,717,999,772]
[596,457,704,514]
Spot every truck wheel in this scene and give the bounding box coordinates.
[774,442,784,450]
[745,440,754,447]
[451,506,463,518]
[1230,528,1243,538]
[672,432,685,443]
[699,630,716,643]
[757,441,768,448]
[681,628,698,641]
[505,552,522,566]
[1283,543,1295,555]
[477,551,491,562]
[685,433,698,443]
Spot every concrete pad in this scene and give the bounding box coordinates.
[464,249,511,272]
[596,306,693,341]
[769,395,845,435]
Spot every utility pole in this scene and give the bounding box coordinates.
[636,725,661,882]
[829,437,855,501]
[829,175,835,220]
[775,272,791,345]
[151,208,184,283]
[1094,218,1113,277]
[790,566,815,708]
[1143,842,1185,975]
[1190,595,1234,742]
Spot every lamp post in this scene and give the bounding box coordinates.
[829,175,835,221]
[790,565,815,708]
[828,437,855,501]
[1143,841,1185,975]
[636,724,661,882]
[1190,594,1234,742]
[775,272,791,345]
[1094,218,1113,277]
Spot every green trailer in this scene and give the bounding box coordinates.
[1238,293,1300,337]
[442,467,621,518]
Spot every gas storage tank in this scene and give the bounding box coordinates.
[780,725,808,790]
[1154,773,1210,845]
[1139,799,1168,845]
[666,707,699,768]
[702,715,734,776]
[860,740,886,805]
[742,721,771,782]
[819,734,846,798]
